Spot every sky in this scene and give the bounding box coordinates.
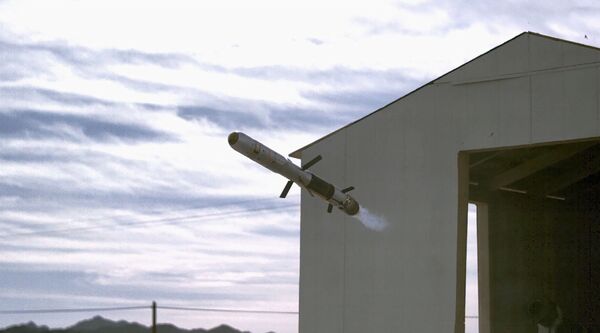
[0,1,599,333]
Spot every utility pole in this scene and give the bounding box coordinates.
[152,301,157,333]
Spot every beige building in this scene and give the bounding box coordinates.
[290,32,600,332]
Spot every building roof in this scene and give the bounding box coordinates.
[289,31,600,159]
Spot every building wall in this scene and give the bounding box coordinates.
[298,33,600,333]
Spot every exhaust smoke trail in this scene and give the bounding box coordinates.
[353,206,388,231]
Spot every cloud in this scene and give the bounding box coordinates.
[1,29,428,139]
[355,0,600,39]
[228,65,423,86]
[436,0,600,31]
[177,102,348,132]
[0,110,172,142]
[249,224,299,238]
[300,88,406,112]
[0,38,197,70]
[96,73,185,93]
[0,266,262,304]
[306,38,324,46]
[0,36,207,105]
[1,86,116,107]
[0,175,282,215]
[177,106,265,130]
[175,65,424,132]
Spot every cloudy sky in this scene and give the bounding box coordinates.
[0,1,599,333]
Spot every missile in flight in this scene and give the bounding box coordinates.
[228,132,359,216]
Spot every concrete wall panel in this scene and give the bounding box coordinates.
[299,133,348,333]
[301,88,462,332]
[456,77,531,150]
[531,68,599,143]
[531,34,600,70]
[563,41,600,66]
[343,109,410,333]
[439,33,529,83]
[530,34,565,71]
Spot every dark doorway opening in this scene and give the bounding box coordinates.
[463,139,600,332]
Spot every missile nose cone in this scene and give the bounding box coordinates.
[228,132,239,146]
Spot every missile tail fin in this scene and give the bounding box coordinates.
[280,180,294,198]
[341,186,355,193]
[301,155,322,170]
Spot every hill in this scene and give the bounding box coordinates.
[0,316,256,333]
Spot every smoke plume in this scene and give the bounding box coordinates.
[353,206,388,231]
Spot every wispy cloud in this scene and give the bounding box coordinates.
[0,110,171,142]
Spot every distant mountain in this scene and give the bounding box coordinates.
[0,316,258,333]
[1,322,51,333]
[68,316,147,333]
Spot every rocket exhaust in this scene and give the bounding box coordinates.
[228,132,359,216]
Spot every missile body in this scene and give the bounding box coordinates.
[228,132,359,216]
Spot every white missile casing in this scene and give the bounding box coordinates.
[228,132,359,216]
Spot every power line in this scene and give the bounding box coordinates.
[158,305,298,315]
[0,303,473,318]
[0,306,149,314]
[0,202,298,239]
[0,304,297,316]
